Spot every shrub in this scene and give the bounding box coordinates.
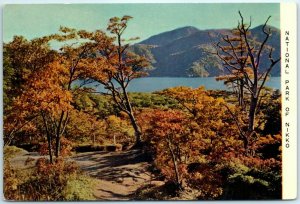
[62,174,96,200]
[3,160,34,200]
[4,158,96,201]
[217,159,282,199]
[186,162,223,199]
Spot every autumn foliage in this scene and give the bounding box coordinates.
[4,13,281,200]
[137,86,281,199]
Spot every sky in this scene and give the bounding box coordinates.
[3,3,280,43]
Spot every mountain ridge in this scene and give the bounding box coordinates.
[131,25,280,77]
[140,26,200,46]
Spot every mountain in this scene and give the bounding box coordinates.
[141,26,200,46]
[131,25,281,77]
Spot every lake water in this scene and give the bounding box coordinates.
[82,77,281,93]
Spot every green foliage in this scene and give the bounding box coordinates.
[3,51,15,111]
[129,92,178,109]
[73,92,117,118]
[105,115,134,145]
[63,175,96,200]
[72,91,178,118]
[218,159,281,199]
[64,110,106,145]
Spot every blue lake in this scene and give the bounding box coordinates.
[81,77,281,93]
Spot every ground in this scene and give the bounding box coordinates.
[71,150,159,200]
[10,149,164,200]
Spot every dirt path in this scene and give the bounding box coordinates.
[71,150,159,200]
[10,149,162,200]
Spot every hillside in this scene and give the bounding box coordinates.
[131,25,280,77]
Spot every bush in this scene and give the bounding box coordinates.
[4,160,21,200]
[4,158,96,201]
[217,159,282,200]
[3,146,32,200]
[62,174,96,200]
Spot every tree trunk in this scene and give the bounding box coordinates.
[239,79,244,109]
[167,136,182,190]
[128,112,142,147]
[121,85,142,147]
[47,133,53,164]
[241,134,249,154]
[248,96,258,132]
[55,137,60,158]
[42,112,53,163]
[55,111,65,157]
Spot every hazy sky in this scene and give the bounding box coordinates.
[4,3,280,42]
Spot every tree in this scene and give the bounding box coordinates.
[139,87,244,195]
[161,86,243,154]
[3,36,57,146]
[214,11,280,136]
[64,109,106,145]
[81,16,151,147]
[141,109,190,190]
[11,61,73,162]
[4,27,98,161]
[213,26,252,109]
[105,115,133,145]
[49,27,97,157]
[3,36,57,108]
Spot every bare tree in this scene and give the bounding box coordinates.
[214,11,280,150]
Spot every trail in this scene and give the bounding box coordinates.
[71,150,160,200]
[10,149,162,200]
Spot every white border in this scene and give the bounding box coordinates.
[281,2,297,200]
[1,0,299,203]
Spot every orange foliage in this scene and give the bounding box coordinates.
[160,86,243,160]
[39,137,73,157]
[65,109,106,144]
[13,61,73,116]
[140,109,189,187]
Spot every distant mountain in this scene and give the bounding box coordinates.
[131,25,280,77]
[141,26,200,46]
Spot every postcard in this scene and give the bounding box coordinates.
[2,2,297,201]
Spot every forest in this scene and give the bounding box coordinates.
[3,13,282,200]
